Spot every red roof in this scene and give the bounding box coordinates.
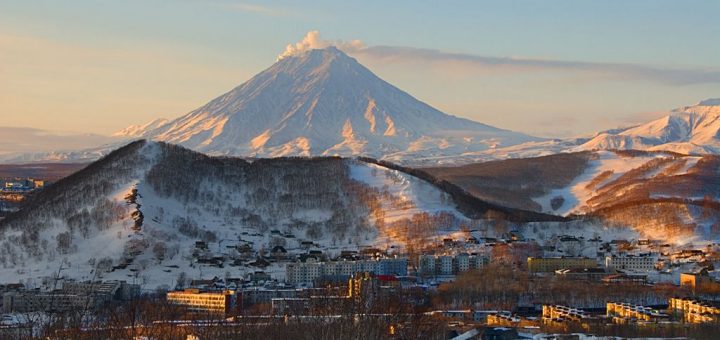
[374,275,398,282]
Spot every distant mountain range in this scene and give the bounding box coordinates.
[575,99,720,155]
[0,45,718,165]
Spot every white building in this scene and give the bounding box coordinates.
[439,256,454,275]
[456,253,471,272]
[286,259,324,285]
[285,258,407,285]
[418,254,489,276]
[605,254,657,272]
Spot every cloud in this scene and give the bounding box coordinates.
[281,31,720,86]
[277,31,365,60]
[353,46,720,86]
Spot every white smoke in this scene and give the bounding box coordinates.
[277,31,365,60]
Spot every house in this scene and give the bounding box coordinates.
[247,271,271,283]
[250,258,270,268]
[270,246,288,260]
[195,241,208,250]
[339,250,359,261]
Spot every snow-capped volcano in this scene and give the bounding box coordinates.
[124,46,539,159]
[576,99,720,154]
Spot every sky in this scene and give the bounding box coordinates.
[1,0,719,139]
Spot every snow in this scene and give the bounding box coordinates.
[112,118,169,138]
[698,98,720,106]
[533,151,702,216]
[349,160,462,222]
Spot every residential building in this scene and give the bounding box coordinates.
[166,289,238,316]
[286,259,324,285]
[242,288,300,305]
[555,267,607,281]
[417,254,489,277]
[438,255,454,275]
[348,272,379,303]
[601,273,647,284]
[669,297,720,323]
[285,258,408,286]
[680,270,717,291]
[527,257,597,273]
[606,302,668,323]
[605,254,656,272]
[271,298,309,315]
[377,258,407,276]
[542,305,591,323]
[2,280,139,313]
[3,291,98,313]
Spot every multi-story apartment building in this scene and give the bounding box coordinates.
[377,258,408,276]
[166,289,238,316]
[438,256,454,275]
[669,297,720,323]
[527,257,597,273]
[286,259,325,285]
[606,302,668,323]
[605,254,656,272]
[542,305,591,323]
[285,258,408,285]
[2,280,139,313]
[3,291,97,313]
[418,253,489,276]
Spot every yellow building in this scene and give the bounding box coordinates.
[166,289,237,316]
[606,302,668,323]
[527,257,597,273]
[542,305,591,322]
[669,297,720,323]
[680,271,715,291]
[487,312,521,327]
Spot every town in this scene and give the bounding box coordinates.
[2,229,719,339]
[0,178,45,215]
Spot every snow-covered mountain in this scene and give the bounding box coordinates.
[112,118,169,138]
[407,98,720,166]
[575,99,720,154]
[122,46,539,160]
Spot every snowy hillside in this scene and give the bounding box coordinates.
[428,150,720,243]
[122,46,539,161]
[533,151,702,215]
[0,141,481,288]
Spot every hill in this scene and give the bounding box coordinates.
[0,141,565,288]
